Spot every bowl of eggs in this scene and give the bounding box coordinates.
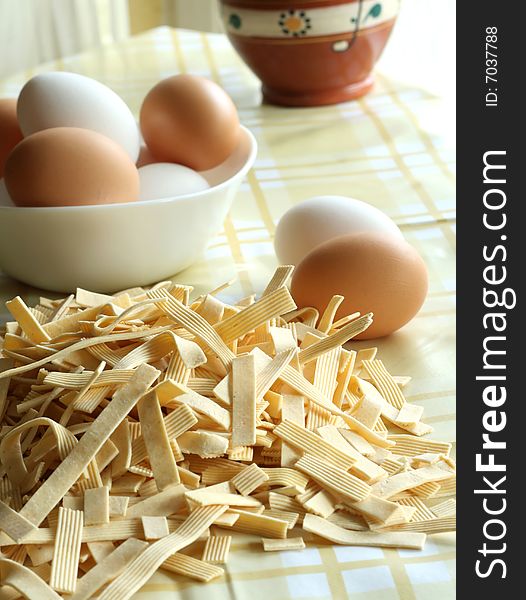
[0,72,256,293]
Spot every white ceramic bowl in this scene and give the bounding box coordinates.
[0,125,257,293]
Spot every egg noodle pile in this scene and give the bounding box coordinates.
[0,266,456,599]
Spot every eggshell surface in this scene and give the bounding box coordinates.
[140,74,240,171]
[17,72,140,162]
[290,232,428,339]
[275,195,403,266]
[138,163,209,201]
[0,98,23,177]
[4,127,140,207]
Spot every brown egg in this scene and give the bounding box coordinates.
[140,74,240,171]
[0,98,23,178]
[290,232,428,339]
[4,127,139,207]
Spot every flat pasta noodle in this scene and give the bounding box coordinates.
[202,535,232,564]
[49,508,83,594]
[71,538,148,600]
[97,505,227,600]
[262,537,305,552]
[161,553,224,582]
[231,463,269,496]
[303,513,426,550]
[231,354,257,447]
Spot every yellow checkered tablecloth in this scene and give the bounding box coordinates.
[0,27,455,600]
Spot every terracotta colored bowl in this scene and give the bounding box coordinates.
[219,0,399,106]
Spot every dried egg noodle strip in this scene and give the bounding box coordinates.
[262,537,305,552]
[6,296,52,343]
[278,366,393,447]
[0,557,62,600]
[432,498,457,518]
[0,417,77,492]
[137,391,180,489]
[280,395,305,467]
[318,295,345,334]
[274,420,356,471]
[43,369,135,389]
[224,509,289,539]
[298,314,372,365]
[295,455,371,503]
[146,288,234,368]
[71,538,148,600]
[261,265,294,297]
[303,514,426,550]
[49,508,83,594]
[371,463,455,499]
[0,327,170,380]
[255,348,297,400]
[202,535,232,564]
[131,403,197,465]
[161,553,224,582]
[98,505,227,600]
[231,353,257,447]
[361,360,406,410]
[17,365,159,532]
[231,463,269,496]
[214,286,296,345]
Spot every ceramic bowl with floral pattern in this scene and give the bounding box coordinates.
[219,0,400,106]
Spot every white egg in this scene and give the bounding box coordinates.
[0,178,14,207]
[138,163,209,201]
[274,195,403,266]
[17,72,140,162]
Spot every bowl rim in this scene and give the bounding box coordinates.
[0,125,257,213]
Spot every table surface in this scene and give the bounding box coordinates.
[0,27,456,600]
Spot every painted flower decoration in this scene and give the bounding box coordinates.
[278,10,312,37]
[229,13,242,30]
[351,2,383,25]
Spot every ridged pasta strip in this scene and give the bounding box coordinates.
[261,467,309,491]
[255,348,297,400]
[131,404,197,465]
[202,535,232,563]
[389,435,452,457]
[382,516,456,534]
[231,464,269,496]
[146,289,234,368]
[361,360,406,410]
[273,420,356,471]
[6,296,52,343]
[50,508,83,593]
[138,391,180,490]
[261,265,294,297]
[161,553,224,582]
[298,314,373,365]
[0,557,61,599]
[214,286,296,344]
[263,537,305,552]
[396,497,436,521]
[0,327,169,381]
[97,505,227,600]
[71,538,148,600]
[278,367,393,447]
[295,455,371,503]
[224,509,289,539]
[18,365,160,532]
[431,498,456,518]
[303,513,426,550]
[371,463,456,499]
